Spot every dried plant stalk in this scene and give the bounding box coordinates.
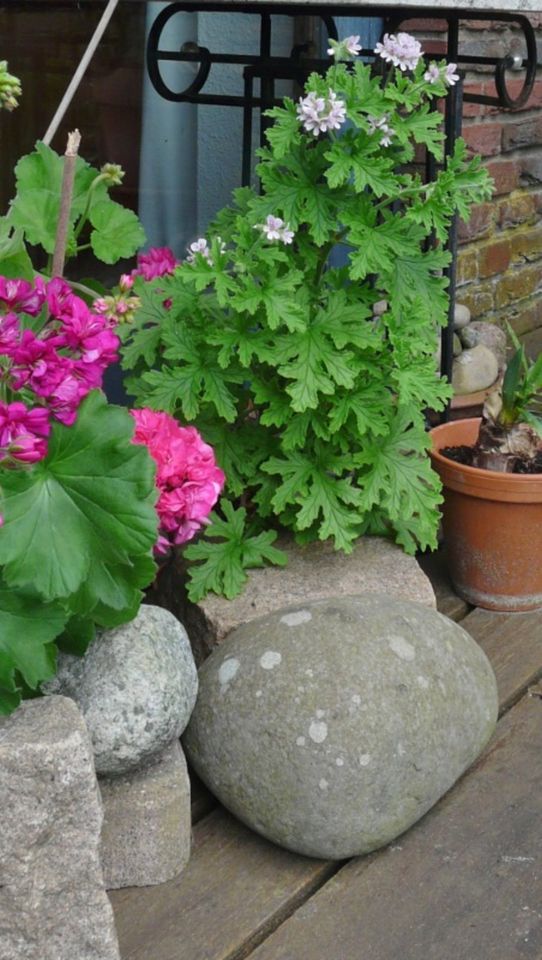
[51,129,81,278]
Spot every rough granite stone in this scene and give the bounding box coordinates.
[184,595,498,860]
[100,740,191,889]
[0,696,120,960]
[459,321,507,369]
[453,303,471,330]
[452,344,499,395]
[154,537,435,664]
[45,605,198,776]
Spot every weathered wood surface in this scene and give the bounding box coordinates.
[460,607,542,713]
[110,808,336,960]
[248,694,542,960]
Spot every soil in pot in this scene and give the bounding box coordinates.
[440,444,542,474]
[430,418,542,613]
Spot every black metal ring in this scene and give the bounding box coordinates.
[494,16,537,109]
[147,2,211,101]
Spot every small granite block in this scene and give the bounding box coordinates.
[100,740,191,889]
[0,696,120,960]
[151,536,436,664]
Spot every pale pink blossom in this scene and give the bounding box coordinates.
[255,215,295,245]
[297,89,347,136]
[327,35,362,59]
[130,409,225,553]
[445,63,460,86]
[367,114,395,147]
[374,32,422,72]
[424,63,441,84]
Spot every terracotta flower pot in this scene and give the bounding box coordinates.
[429,418,542,612]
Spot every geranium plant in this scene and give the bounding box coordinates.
[0,82,223,713]
[120,34,492,601]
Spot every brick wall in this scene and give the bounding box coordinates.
[405,15,542,350]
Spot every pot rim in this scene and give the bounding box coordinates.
[429,417,542,502]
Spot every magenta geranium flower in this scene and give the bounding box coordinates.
[131,408,225,553]
[133,247,178,281]
[0,401,50,464]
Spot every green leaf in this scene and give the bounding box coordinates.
[57,616,96,656]
[185,501,287,601]
[0,223,34,280]
[0,578,68,714]
[90,201,146,264]
[0,391,158,606]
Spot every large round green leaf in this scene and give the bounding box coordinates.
[0,391,158,603]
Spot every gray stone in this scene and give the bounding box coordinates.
[453,333,463,357]
[452,344,499,395]
[459,321,507,369]
[169,537,435,663]
[46,605,198,776]
[184,595,498,860]
[100,740,191,889]
[373,299,388,316]
[0,696,120,960]
[453,303,471,330]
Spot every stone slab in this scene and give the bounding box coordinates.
[0,696,120,960]
[100,739,191,889]
[166,537,435,662]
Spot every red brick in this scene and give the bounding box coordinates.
[458,280,495,319]
[495,264,542,308]
[458,202,497,243]
[478,238,512,278]
[485,159,520,196]
[401,18,448,32]
[498,192,536,229]
[520,153,542,186]
[510,224,542,263]
[463,122,502,157]
[502,116,542,152]
[456,249,479,285]
[422,40,447,56]
[503,295,542,336]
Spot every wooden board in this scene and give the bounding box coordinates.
[460,607,542,713]
[248,694,542,960]
[110,807,336,960]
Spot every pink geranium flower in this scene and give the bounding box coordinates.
[0,276,47,317]
[130,409,225,553]
[0,401,50,464]
[132,247,178,281]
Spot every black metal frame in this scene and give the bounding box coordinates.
[146,4,538,409]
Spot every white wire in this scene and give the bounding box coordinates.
[43,0,120,146]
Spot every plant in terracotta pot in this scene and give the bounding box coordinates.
[118,33,493,602]
[430,334,542,612]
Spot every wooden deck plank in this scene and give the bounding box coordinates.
[110,807,336,960]
[459,607,542,713]
[247,693,542,960]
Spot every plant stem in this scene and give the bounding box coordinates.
[51,129,81,278]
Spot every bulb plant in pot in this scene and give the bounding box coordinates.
[119,33,492,602]
[430,333,542,612]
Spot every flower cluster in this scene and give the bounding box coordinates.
[327,35,362,60]
[186,237,226,266]
[0,276,119,464]
[130,409,225,553]
[367,114,395,148]
[374,33,422,72]
[256,215,295,245]
[424,62,460,86]
[132,246,177,281]
[297,89,347,136]
[0,60,21,111]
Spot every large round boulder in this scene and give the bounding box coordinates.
[46,604,198,776]
[184,595,497,859]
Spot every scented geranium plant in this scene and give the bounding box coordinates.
[119,33,493,601]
